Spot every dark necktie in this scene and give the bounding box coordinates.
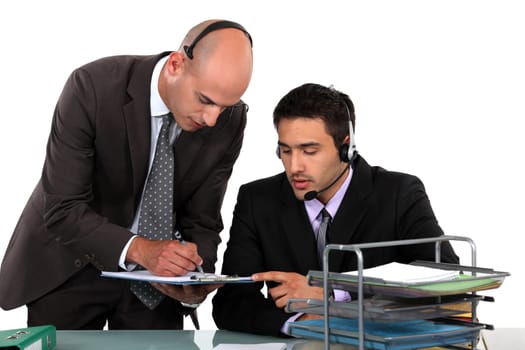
[130,114,174,310]
[316,208,331,264]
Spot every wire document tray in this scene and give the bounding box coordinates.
[296,235,510,350]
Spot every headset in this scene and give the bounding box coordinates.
[183,20,253,60]
[276,90,358,165]
[339,100,358,164]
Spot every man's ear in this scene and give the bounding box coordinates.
[166,51,185,75]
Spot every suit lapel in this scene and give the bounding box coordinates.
[123,53,170,208]
[327,156,374,270]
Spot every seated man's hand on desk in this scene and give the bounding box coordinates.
[127,236,203,276]
[151,283,223,305]
[252,271,323,309]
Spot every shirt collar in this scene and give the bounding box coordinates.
[150,56,170,117]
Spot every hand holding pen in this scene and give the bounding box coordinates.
[174,230,204,273]
[126,233,204,277]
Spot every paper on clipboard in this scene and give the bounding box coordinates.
[100,270,254,285]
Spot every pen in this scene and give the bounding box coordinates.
[174,230,204,273]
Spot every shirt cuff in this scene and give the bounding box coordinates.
[333,289,352,302]
[119,235,138,271]
[181,302,201,308]
[281,312,303,336]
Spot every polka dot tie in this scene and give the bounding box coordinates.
[130,115,174,310]
[316,208,331,265]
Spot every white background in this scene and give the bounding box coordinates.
[1,0,524,331]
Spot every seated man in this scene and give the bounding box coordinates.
[212,83,459,336]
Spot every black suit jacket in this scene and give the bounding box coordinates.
[0,52,247,310]
[212,155,458,336]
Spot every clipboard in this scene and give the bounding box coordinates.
[101,270,254,285]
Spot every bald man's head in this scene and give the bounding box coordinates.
[158,19,253,132]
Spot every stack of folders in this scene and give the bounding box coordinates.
[288,261,509,349]
[0,325,56,350]
[288,317,484,350]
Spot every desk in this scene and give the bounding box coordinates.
[56,330,295,350]
[55,328,525,350]
[479,328,525,350]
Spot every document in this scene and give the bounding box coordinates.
[101,270,254,285]
[343,262,460,284]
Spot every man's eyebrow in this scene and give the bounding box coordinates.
[199,92,236,108]
[277,141,320,148]
[198,93,218,106]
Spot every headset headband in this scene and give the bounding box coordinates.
[183,20,253,60]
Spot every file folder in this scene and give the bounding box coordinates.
[0,325,56,350]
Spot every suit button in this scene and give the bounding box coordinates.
[84,253,95,260]
[74,259,82,268]
[93,262,104,270]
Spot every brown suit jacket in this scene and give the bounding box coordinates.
[0,52,247,310]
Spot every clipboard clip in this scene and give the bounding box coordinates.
[190,273,240,282]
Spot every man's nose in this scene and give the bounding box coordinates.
[202,105,225,127]
[288,151,305,173]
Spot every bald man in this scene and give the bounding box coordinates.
[0,19,253,330]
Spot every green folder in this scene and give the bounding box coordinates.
[0,325,56,350]
[308,262,509,298]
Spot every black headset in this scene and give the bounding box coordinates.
[183,20,253,60]
[276,92,358,165]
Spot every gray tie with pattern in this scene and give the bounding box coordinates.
[130,114,174,310]
[316,208,331,264]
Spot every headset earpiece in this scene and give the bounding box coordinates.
[339,143,350,163]
[340,100,357,164]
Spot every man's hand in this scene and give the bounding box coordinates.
[297,313,323,321]
[252,271,323,309]
[126,236,203,276]
[151,283,223,305]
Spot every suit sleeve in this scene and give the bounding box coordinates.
[41,68,133,271]
[212,185,291,337]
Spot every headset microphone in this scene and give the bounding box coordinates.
[304,166,349,200]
